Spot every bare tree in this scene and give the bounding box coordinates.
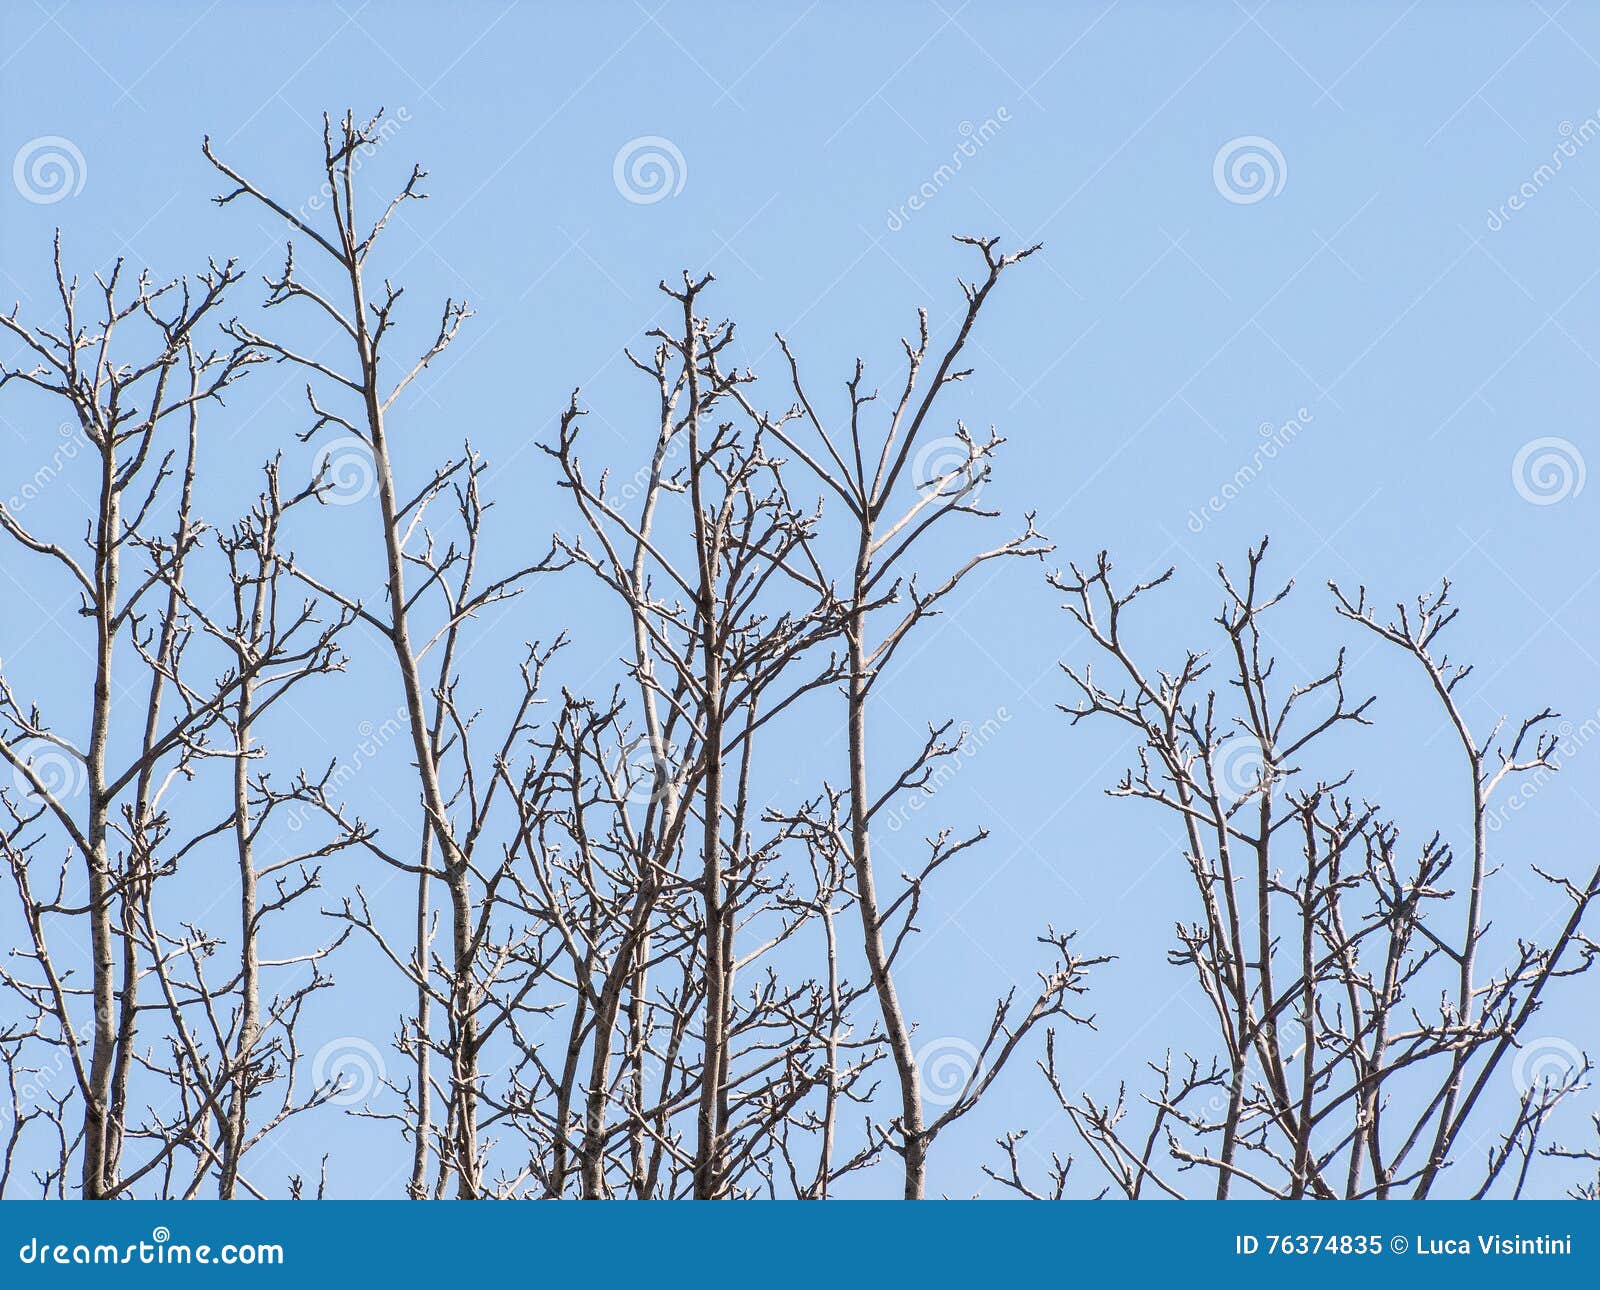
[0,246,255,1199]
[545,273,849,1196]
[1047,540,1599,1199]
[721,237,1104,1198]
[0,239,356,1198]
[147,459,357,1197]
[1547,1114,1600,1199]
[7,102,1592,1205]
[205,110,576,1198]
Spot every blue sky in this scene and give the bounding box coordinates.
[2,1,1599,1198]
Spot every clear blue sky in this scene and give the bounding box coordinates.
[2,1,1598,1198]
